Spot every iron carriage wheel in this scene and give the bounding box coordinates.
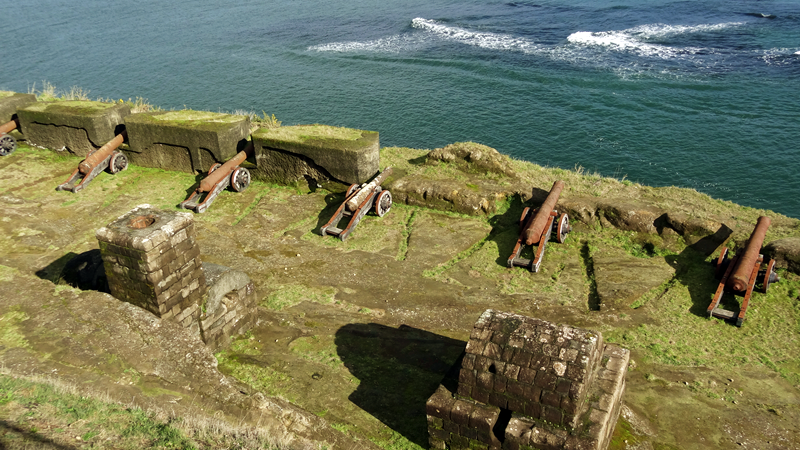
[108,152,128,174]
[0,134,16,156]
[374,190,392,217]
[230,167,251,192]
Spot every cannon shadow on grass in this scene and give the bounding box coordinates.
[485,189,551,268]
[666,224,735,320]
[314,191,348,235]
[335,323,466,448]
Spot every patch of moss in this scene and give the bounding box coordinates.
[23,100,116,116]
[0,309,30,351]
[261,284,336,311]
[257,124,363,143]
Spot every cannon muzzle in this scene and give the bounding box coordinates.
[728,216,770,292]
[198,141,254,193]
[0,118,19,135]
[524,180,564,246]
[79,131,127,174]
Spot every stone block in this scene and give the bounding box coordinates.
[124,110,250,173]
[17,100,130,156]
[426,385,456,420]
[252,124,380,185]
[0,92,37,123]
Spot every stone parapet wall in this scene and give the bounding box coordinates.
[252,125,380,185]
[123,110,250,173]
[0,92,37,124]
[17,101,130,156]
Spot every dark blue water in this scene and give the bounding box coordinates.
[2,0,799,217]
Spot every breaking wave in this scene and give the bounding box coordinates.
[566,22,745,59]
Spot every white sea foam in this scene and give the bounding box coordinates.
[410,17,542,53]
[308,35,420,53]
[307,17,757,80]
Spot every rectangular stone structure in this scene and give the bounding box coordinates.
[96,204,207,335]
[0,92,37,123]
[124,110,250,173]
[17,100,130,157]
[251,124,379,185]
[200,262,257,351]
[428,310,629,450]
[460,310,603,428]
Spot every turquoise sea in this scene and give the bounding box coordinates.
[1,0,799,217]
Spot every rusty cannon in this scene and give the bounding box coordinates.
[180,141,253,213]
[0,118,20,156]
[508,180,571,273]
[56,131,129,193]
[321,167,393,241]
[707,216,779,326]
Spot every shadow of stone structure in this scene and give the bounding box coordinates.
[335,323,466,448]
[427,310,629,450]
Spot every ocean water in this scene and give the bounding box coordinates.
[2,0,799,217]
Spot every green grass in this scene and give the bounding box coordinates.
[606,269,800,387]
[0,372,195,449]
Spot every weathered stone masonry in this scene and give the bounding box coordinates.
[96,205,256,350]
[96,205,207,334]
[427,310,629,450]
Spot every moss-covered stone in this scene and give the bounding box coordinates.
[0,92,37,124]
[17,100,130,157]
[427,142,517,178]
[252,125,379,184]
[124,111,250,173]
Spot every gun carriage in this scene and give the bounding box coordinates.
[0,118,19,156]
[56,131,128,193]
[180,141,254,213]
[707,216,779,326]
[508,180,571,273]
[321,167,393,241]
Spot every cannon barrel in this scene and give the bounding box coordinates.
[346,167,393,212]
[79,131,127,175]
[0,118,19,135]
[524,180,565,246]
[198,141,254,193]
[728,216,771,292]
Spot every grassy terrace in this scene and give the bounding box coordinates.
[0,131,798,450]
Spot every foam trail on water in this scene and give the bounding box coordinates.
[309,34,422,53]
[410,18,542,53]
